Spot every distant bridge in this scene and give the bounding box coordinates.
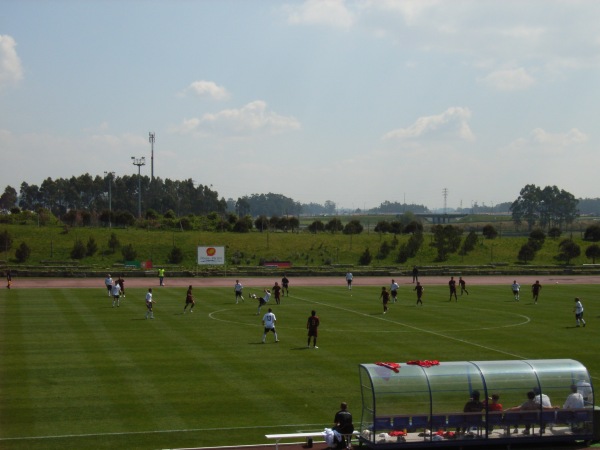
[416,213,469,224]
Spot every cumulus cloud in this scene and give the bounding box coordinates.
[480,67,535,91]
[171,101,301,137]
[185,80,230,100]
[284,0,354,28]
[0,35,23,88]
[520,127,588,146]
[382,107,475,141]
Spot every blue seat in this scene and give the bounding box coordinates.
[410,415,429,431]
[392,415,410,431]
[373,417,392,431]
[431,415,447,429]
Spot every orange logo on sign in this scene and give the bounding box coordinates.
[206,248,216,256]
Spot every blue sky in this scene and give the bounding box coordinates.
[1,0,599,211]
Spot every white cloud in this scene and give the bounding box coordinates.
[507,127,589,155]
[284,0,354,28]
[382,107,475,141]
[186,80,230,100]
[171,101,301,137]
[480,67,535,91]
[0,35,23,89]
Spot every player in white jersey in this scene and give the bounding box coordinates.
[261,308,279,343]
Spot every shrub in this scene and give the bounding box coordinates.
[108,233,120,253]
[556,239,580,265]
[585,244,600,264]
[482,224,498,239]
[86,237,98,256]
[169,246,184,264]
[584,224,600,242]
[343,220,364,235]
[461,231,478,254]
[518,242,536,263]
[70,239,86,259]
[15,242,31,263]
[0,229,13,252]
[376,241,392,260]
[121,244,137,261]
[359,247,372,265]
[548,227,562,239]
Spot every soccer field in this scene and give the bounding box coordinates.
[0,280,598,450]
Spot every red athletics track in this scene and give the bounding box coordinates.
[10,274,600,289]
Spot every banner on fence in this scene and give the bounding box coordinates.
[197,246,225,265]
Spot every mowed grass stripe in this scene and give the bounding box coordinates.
[0,283,598,450]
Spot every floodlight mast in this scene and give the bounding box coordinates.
[104,171,115,228]
[149,132,155,180]
[131,156,146,218]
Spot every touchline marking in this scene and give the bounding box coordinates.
[0,423,326,442]
[293,295,529,360]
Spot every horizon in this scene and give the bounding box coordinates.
[2,1,599,210]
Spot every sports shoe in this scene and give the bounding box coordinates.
[314,346,318,349]
[275,340,279,343]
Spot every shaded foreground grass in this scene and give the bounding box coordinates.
[0,283,598,449]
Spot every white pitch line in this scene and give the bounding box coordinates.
[292,295,530,359]
[0,423,326,442]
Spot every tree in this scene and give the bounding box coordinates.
[430,225,463,262]
[374,221,391,233]
[308,220,325,233]
[482,224,498,239]
[343,219,363,235]
[557,239,580,265]
[461,231,478,254]
[518,242,536,263]
[528,229,546,251]
[548,227,561,239]
[583,224,600,242]
[86,237,98,256]
[169,246,184,264]
[0,186,18,210]
[510,184,579,231]
[121,244,137,261]
[108,233,120,253]
[359,247,372,265]
[15,242,31,263]
[0,230,13,252]
[585,244,600,264]
[70,239,86,259]
[325,218,343,233]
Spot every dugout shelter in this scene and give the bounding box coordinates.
[358,359,597,448]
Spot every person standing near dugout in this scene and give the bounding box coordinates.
[307,310,320,348]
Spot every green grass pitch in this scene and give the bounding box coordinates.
[0,283,598,449]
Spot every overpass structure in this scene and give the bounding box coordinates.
[416,213,469,224]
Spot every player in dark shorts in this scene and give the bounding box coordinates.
[183,285,195,313]
[531,280,542,304]
[414,282,424,306]
[272,281,282,304]
[380,286,390,314]
[281,274,289,296]
[306,310,320,348]
[459,277,469,296]
[448,276,458,301]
